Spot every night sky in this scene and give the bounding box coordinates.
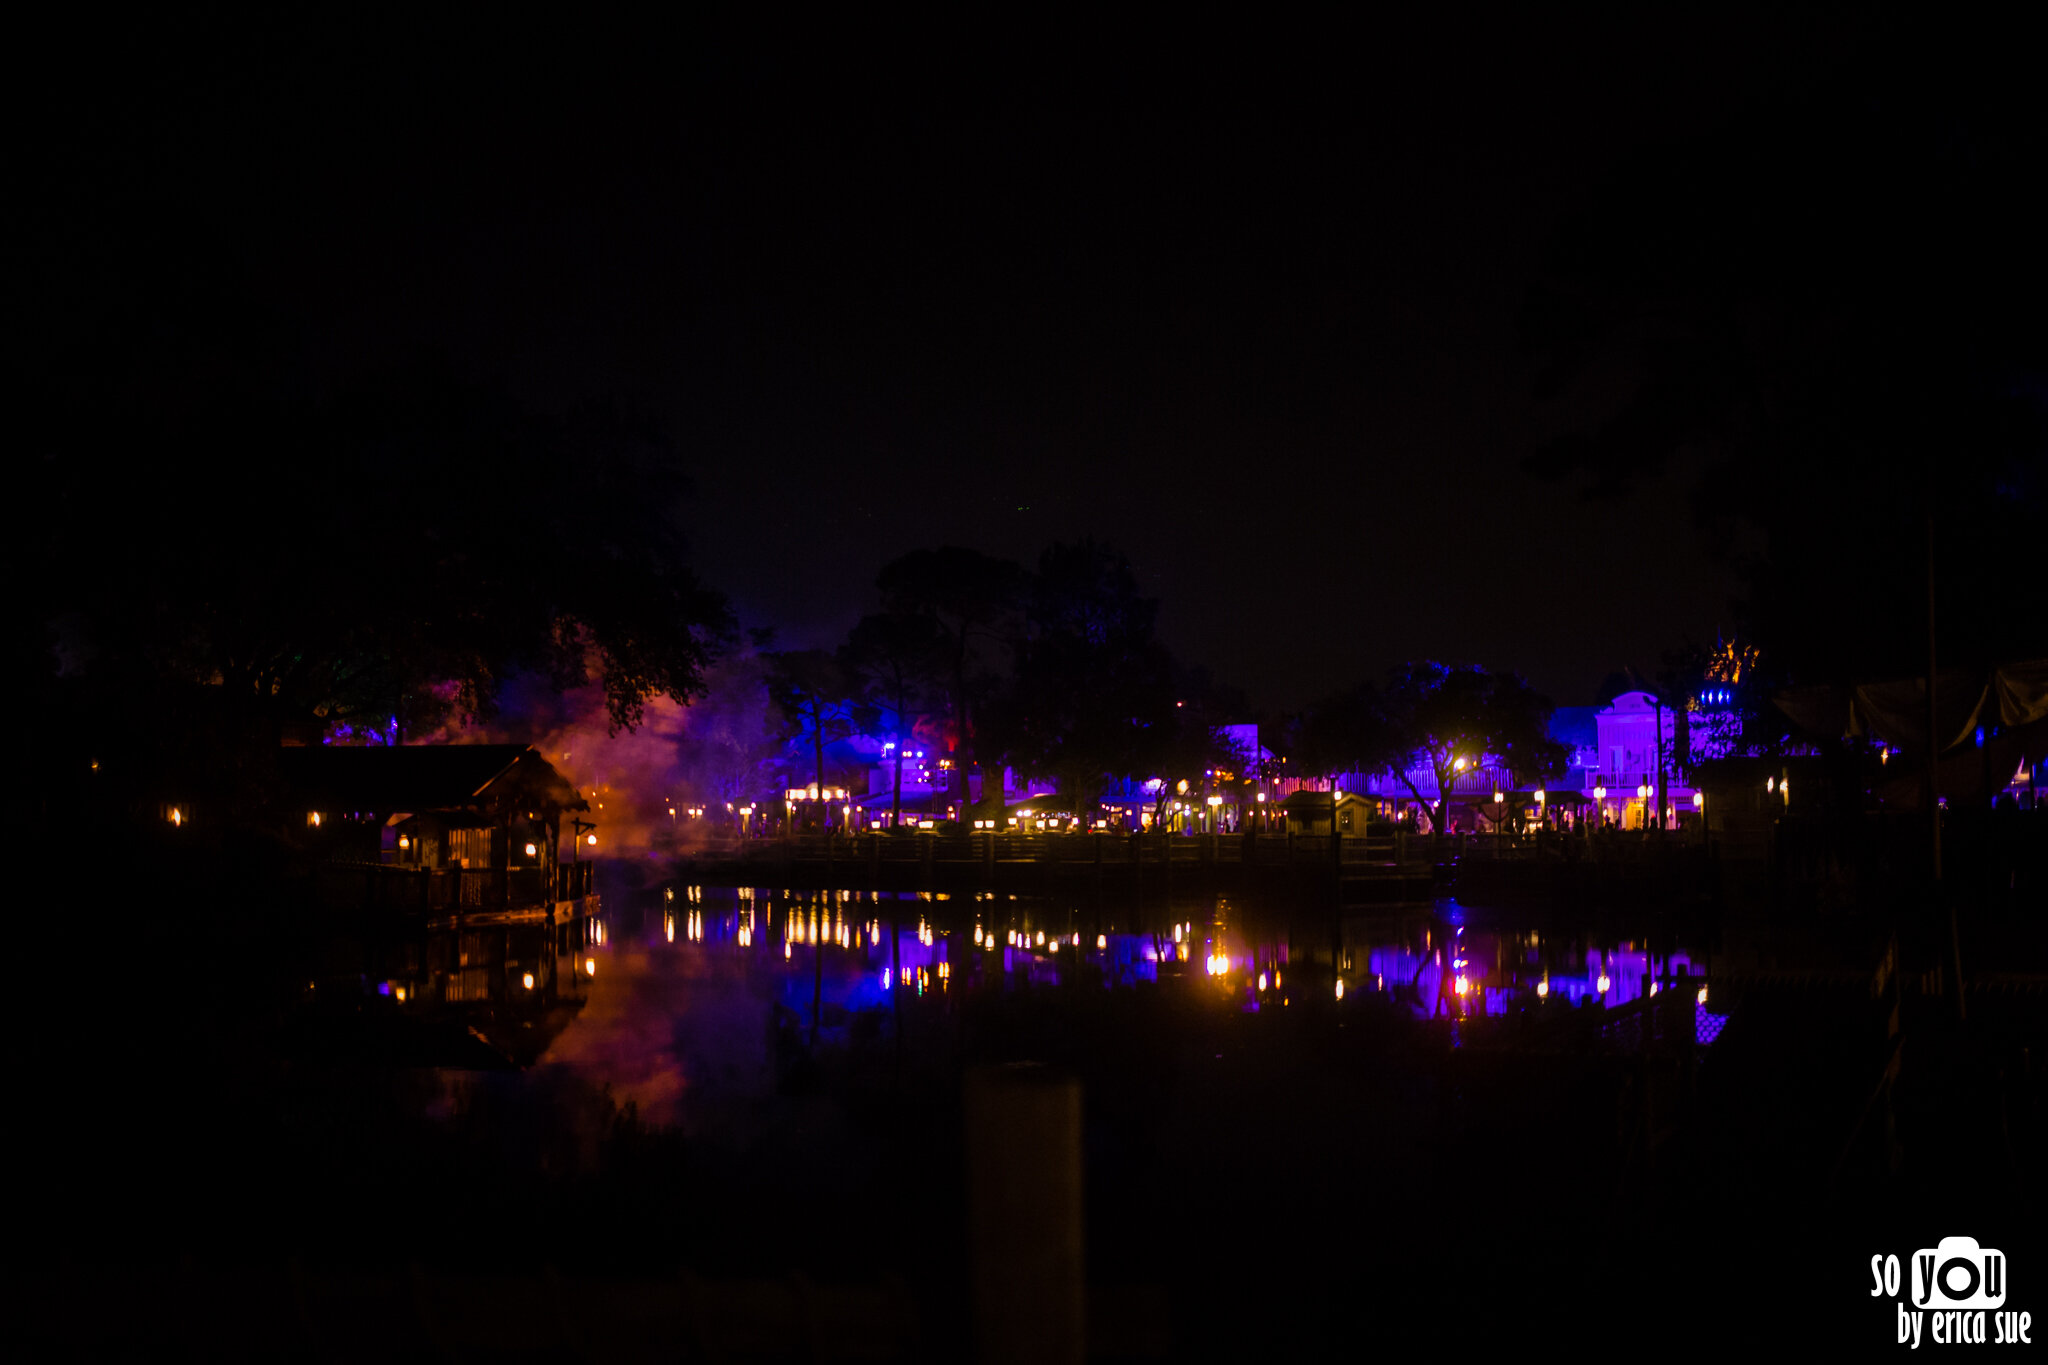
[29,15,1881,712]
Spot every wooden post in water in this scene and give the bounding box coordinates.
[966,1065,1084,1365]
[1161,831,1171,907]
[1924,512,1965,1022]
[1331,823,1344,905]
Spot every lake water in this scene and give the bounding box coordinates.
[535,881,1727,1131]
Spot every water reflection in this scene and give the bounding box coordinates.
[1351,916,1705,1018]
[413,885,1728,1128]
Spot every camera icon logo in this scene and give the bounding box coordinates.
[1912,1236,2006,1309]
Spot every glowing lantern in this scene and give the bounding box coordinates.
[1335,978,1345,1001]
[522,973,535,989]
[585,958,596,976]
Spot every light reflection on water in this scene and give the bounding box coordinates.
[537,886,1724,1128]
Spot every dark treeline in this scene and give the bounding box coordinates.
[1519,55,2047,690]
[775,539,1242,827]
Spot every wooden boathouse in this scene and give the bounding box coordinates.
[280,744,602,1006]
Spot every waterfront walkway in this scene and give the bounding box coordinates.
[673,831,1438,904]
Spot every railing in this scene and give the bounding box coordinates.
[678,832,1431,873]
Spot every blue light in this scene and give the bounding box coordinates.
[1975,726,1986,748]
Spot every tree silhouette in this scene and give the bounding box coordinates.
[839,612,949,829]
[1293,681,1403,794]
[875,547,1028,819]
[1521,68,2046,681]
[763,648,859,829]
[40,377,735,795]
[1371,662,1566,839]
[984,541,1177,812]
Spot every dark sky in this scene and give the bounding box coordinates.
[30,14,1851,712]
